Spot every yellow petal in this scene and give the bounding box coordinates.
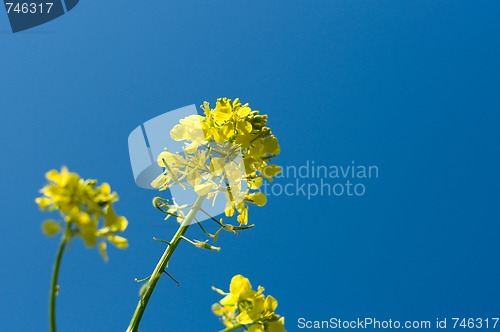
[244,157,259,174]
[220,294,238,308]
[104,205,128,232]
[221,122,235,139]
[210,157,226,177]
[99,242,109,262]
[73,212,91,225]
[229,275,252,295]
[45,169,61,184]
[80,222,98,247]
[170,123,189,141]
[224,203,235,217]
[186,168,202,187]
[267,317,286,332]
[264,295,278,312]
[236,106,251,118]
[236,121,252,135]
[214,99,233,123]
[246,192,267,207]
[263,136,280,155]
[236,207,249,225]
[211,303,226,316]
[97,182,111,196]
[262,164,282,179]
[234,134,252,148]
[250,139,264,157]
[42,220,61,236]
[107,235,129,249]
[35,197,52,210]
[194,182,216,196]
[249,177,263,189]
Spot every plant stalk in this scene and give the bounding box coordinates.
[49,223,71,332]
[126,192,208,332]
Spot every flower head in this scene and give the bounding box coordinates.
[36,166,128,261]
[152,98,281,226]
[212,275,286,331]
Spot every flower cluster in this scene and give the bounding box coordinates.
[212,275,286,332]
[151,98,281,225]
[35,167,128,261]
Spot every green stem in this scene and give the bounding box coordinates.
[220,324,244,332]
[49,223,71,332]
[126,193,208,332]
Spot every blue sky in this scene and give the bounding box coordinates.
[1,1,500,331]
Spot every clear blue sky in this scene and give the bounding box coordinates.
[1,1,500,331]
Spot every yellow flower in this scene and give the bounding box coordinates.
[154,98,281,226]
[36,167,128,261]
[212,275,254,312]
[213,275,265,323]
[212,275,286,331]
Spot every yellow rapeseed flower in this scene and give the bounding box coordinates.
[153,98,281,226]
[212,275,286,331]
[36,167,128,261]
